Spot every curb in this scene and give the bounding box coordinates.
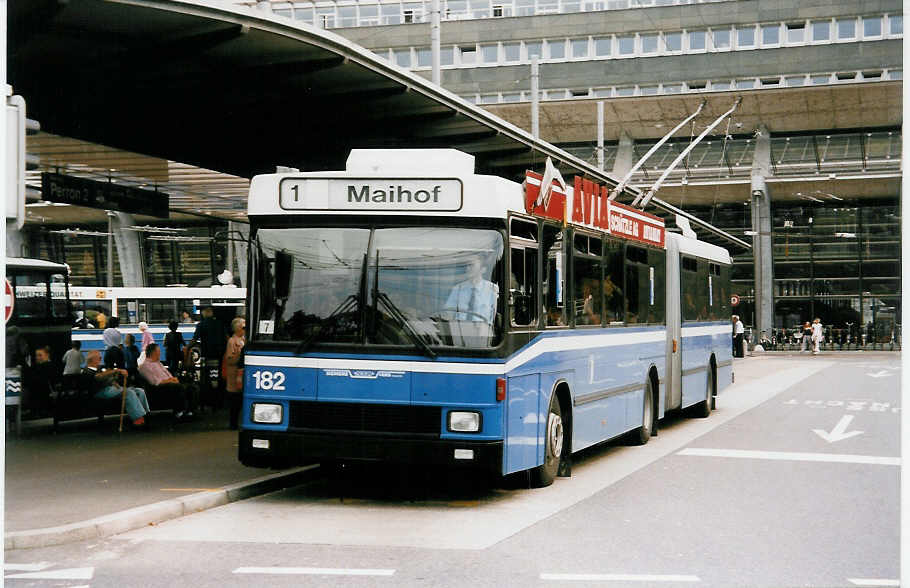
[4,464,320,550]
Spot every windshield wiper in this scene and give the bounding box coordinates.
[370,249,436,359]
[295,249,369,355]
[374,290,437,359]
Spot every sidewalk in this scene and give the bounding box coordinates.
[4,408,315,550]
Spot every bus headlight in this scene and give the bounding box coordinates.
[448,411,481,432]
[252,403,283,424]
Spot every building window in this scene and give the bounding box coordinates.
[394,49,411,67]
[470,0,490,18]
[760,77,780,87]
[761,24,780,45]
[563,0,582,13]
[337,5,357,27]
[736,79,755,89]
[615,86,634,96]
[786,22,805,43]
[459,46,477,64]
[737,25,755,47]
[663,83,682,93]
[571,38,589,58]
[711,28,731,49]
[440,47,454,65]
[502,92,521,102]
[525,41,543,59]
[712,81,731,91]
[812,20,830,41]
[446,0,468,17]
[593,88,611,97]
[664,31,682,52]
[294,7,314,24]
[640,85,658,95]
[381,4,401,24]
[618,35,635,55]
[785,76,805,87]
[863,15,882,38]
[594,36,612,56]
[837,18,856,40]
[492,4,504,16]
[416,47,432,67]
[481,43,499,63]
[641,33,659,54]
[890,14,902,35]
[358,4,378,25]
[503,42,521,62]
[810,74,831,85]
[688,30,706,51]
[548,39,566,59]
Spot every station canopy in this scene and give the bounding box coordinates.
[9,0,747,249]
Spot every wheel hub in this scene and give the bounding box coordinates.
[548,413,563,457]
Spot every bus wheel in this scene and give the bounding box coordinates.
[531,393,564,488]
[692,366,714,418]
[630,378,654,446]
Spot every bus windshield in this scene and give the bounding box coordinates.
[254,226,505,350]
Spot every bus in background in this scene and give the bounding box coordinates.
[69,286,246,362]
[5,258,73,427]
[239,149,732,486]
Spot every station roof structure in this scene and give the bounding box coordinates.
[10,0,748,248]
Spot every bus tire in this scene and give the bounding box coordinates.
[531,392,564,488]
[630,377,655,446]
[692,365,714,418]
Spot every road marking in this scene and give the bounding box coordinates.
[866,370,892,378]
[4,567,94,580]
[233,567,395,576]
[812,415,864,443]
[160,488,219,492]
[540,573,700,582]
[678,448,900,466]
[3,563,53,572]
[847,579,900,586]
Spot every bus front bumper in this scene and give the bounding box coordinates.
[239,430,503,473]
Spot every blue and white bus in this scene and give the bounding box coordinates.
[239,149,732,486]
[70,286,246,362]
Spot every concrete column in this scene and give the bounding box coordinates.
[6,220,27,258]
[111,212,144,286]
[611,132,634,178]
[750,126,774,338]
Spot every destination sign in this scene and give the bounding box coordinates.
[279,178,463,211]
[41,172,169,218]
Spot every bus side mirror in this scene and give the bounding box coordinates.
[274,250,293,300]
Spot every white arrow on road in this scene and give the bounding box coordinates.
[813,415,864,443]
[867,370,892,378]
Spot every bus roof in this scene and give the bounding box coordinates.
[248,149,524,220]
[667,232,733,265]
[5,258,69,272]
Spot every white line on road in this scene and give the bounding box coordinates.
[541,573,700,582]
[3,562,53,572]
[4,567,94,580]
[233,567,396,576]
[678,448,900,466]
[847,579,900,586]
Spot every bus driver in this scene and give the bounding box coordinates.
[444,258,498,324]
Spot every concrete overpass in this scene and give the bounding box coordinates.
[9,0,748,248]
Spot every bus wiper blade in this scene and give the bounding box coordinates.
[295,294,359,355]
[375,291,437,359]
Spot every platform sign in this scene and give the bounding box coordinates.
[41,172,169,218]
[4,278,14,322]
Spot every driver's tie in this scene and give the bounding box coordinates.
[466,286,477,317]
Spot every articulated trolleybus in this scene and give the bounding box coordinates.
[240,149,732,486]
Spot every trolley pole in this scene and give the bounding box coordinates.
[431,0,441,85]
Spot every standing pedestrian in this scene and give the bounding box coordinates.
[811,318,824,354]
[732,315,745,358]
[137,321,154,353]
[192,306,228,410]
[223,317,246,430]
[800,321,812,352]
[164,320,185,375]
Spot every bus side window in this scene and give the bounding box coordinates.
[624,245,648,324]
[572,233,602,326]
[542,224,565,327]
[510,246,538,326]
[603,238,624,323]
[681,256,699,321]
[649,248,666,324]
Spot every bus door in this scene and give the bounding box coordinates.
[665,237,683,410]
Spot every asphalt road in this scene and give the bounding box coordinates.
[5,353,900,588]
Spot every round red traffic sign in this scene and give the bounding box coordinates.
[4,279,14,322]
[731,294,740,307]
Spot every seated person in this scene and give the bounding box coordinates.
[577,284,600,325]
[137,343,194,420]
[444,258,498,323]
[83,350,150,428]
